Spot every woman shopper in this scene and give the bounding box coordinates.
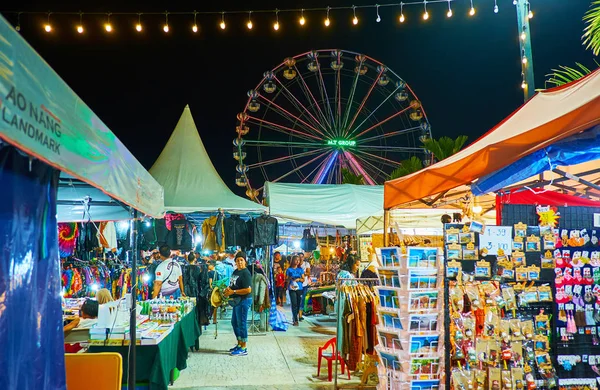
[223,252,252,356]
[286,255,305,326]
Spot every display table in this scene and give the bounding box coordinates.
[88,310,200,390]
[303,284,335,313]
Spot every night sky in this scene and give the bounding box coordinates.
[1,0,594,195]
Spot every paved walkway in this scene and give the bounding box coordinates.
[173,306,362,389]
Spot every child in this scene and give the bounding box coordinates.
[275,266,286,306]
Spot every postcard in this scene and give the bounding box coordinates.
[411,380,440,390]
[408,291,439,311]
[379,247,402,268]
[409,269,438,290]
[376,347,402,372]
[377,326,403,351]
[407,247,438,268]
[410,357,440,375]
[378,308,403,330]
[410,334,439,355]
[375,287,402,309]
[409,314,438,332]
[378,268,401,288]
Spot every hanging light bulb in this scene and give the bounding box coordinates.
[522,56,528,64]
[521,80,527,89]
[76,13,84,34]
[494,5,499,13]
[399,2,405,23]
[299,9,306,25]
[273,9,280,31]
[324,7,331,27]
[447,0,453,17]
[135,14,143,32]
[15,12,21,32]
[104,13,113,32]
[528,10,533,19]
[352,6,359,25]
[376,4,381,22]
[163,12,169,32]
[220,12,226,30]
[521,30,526,41]
[469,0,476,16]
[423,1,429,20]
[44,12,52,32]
[513,0,517,4]
[192,11,198,33]
[247,11,253,29]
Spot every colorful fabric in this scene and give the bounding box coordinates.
[58,223,78,258]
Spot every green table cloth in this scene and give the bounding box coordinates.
[303,285,335,312]
[88,310,201,390]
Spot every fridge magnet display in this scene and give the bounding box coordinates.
[410,357,440,376]
[539,225,553,237]
[537,285,552,302]
[409,269,438,290]
[379,247,402,267]
[446,228,460,244]
[459,232,474,245]
[376,346,402,372]
[463,242,478,260]
[541,250,555,269]
[378,268,401,288]
[469,220,485,234]
[410,380,440,390]
[409,314,438,332]
[375,286,401,309]
[512,236,524,252]
[496,258,514,280]
[514,222,527,238]
[409,334,440,354]
[528,265,540,280]
[446,243,462,261]
[512,251,525,267]
[516,266,528,282]
[543,234,556,250]
[378,308,403,330]
[407,247,438,268]
[474,260,491,279]
[408,291,439,311]
[376,326,403,351]
[526,235,541,252]
[446,260,462,278]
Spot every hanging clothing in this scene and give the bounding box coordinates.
[77,222,99,257]
[252,272,269,312]
[182,263,201,298]
[252,215,279,246]
[215,213,225,249]
[224,215,250,248]
[140,220,157,250]
[202,216,219,251]
[165,213,186,230]
[97,222,118,250]
[58,223,79,258]
[168,219,193,251]
[154,218,169,247]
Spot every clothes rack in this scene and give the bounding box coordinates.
[334,277,379,390]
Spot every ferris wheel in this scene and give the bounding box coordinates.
[233,49,432,201]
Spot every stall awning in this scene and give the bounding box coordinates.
[0,15,164,217]
[384,68,600,209]
[265,182,383,229]
[149,106,266,214]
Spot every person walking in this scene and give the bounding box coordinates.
[223,252,252,356]
[275,267,285,306]
[286,255,305,326]
[152,245,186,299]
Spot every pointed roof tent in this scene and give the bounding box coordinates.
[150,106,266,214]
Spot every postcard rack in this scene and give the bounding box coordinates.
[375,246,445,390]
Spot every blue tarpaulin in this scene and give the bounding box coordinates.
[473,126,600,195]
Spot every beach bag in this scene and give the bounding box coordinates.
[301,228,317,251]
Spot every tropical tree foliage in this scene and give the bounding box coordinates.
[341,168,365,185]
[388,135,468,180]
[546,1,600,87]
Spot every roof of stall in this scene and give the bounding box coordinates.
[149,106,266,214]
[384,68,600,209]
[0,15,164,219]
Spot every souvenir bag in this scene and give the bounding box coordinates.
[301,227,317,251]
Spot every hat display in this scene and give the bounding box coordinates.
[210,287,223,308]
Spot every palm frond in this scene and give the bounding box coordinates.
[583,0,600,56]
[341,168,365,185]
[546,63,595,87]
[422,136,469,161]
[388,156,423,180]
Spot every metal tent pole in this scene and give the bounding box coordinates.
[128,210,139,390]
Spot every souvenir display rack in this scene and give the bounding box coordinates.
[443,223,559,390]
[375,246,445,390]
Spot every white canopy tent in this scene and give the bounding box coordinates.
[264,182,383,229]
[149,106,266,214]
[0,15,164,219]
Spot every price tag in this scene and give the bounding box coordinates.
[481,226,513,256]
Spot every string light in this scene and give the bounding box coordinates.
[352,6,358,25]
[15,12,21,31]
[376,4,381,22]
[469,0,476,16]
[423,1,429,20]
[76,12,84,33]
[299,9,306,25]
[192,11,198,33]
[399,2,405,23]
[521,72,527,89]
[163,12,169,32]
[135,14,142,32]
[273,9,280,30]
[494,0,499,13]
[247,11,253,30]
[324,7,331,27]
[44,12,52,32]
[104,13,112,33]
[447,0,453,17]
[520,28,526,41]
[522,56,527,64]
[220,12,226,30]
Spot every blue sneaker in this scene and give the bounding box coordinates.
[230,348,248,356]
[229,345,240,352]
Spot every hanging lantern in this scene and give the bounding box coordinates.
[248,100,261,112]
[236,125,250,136]
[263,81,276,93]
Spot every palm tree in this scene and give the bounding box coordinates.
[341,168,365,185]
[388,135,468,180]
[546,1,600,87]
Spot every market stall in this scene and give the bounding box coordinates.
[0,14,164,390]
